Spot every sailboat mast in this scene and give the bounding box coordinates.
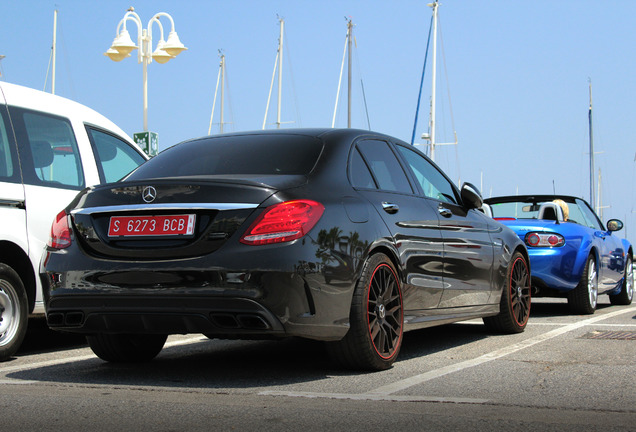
[429,1,438,161]
[52,9,57,94]
[220,53,225,133]
[588,80,595,207]
[347,19,353,128]
[276,18,284,129]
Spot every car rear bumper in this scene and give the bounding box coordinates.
[41,243,358,341]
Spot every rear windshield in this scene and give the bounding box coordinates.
[127,134,323,180]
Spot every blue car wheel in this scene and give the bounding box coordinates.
[610,255,634,306]
[568,255,598,314]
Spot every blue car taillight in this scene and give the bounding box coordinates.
[525,232,565,247]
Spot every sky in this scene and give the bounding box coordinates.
[1,0,635,243]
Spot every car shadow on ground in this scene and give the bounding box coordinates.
[7,320,493,389]
[16,316,87,355]
[529,298,614,318]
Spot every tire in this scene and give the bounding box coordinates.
[87,333,167,362]
[568,254,598,314]
[326,253,403,371]
[610,255,633,306]
[483,251,531,333]
[0,264,29,361]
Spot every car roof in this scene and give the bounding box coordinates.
[178,128,406,143]
[0,81,132,143]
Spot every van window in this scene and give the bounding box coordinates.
[0,109,16,180]
[87,127,146,183]
[23,111,84,188]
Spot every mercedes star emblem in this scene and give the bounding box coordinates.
[142,186,157,203]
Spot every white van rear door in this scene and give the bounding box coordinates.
[0,86,28,257]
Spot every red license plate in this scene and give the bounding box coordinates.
[108,214,195,237]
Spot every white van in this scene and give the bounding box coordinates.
[0,82,148,360]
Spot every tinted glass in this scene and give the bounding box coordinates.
[356,140,412,193]
[0,108,15,179]
[349,147,377,189]
[23,111,84,188]
[87,127,146,183]
[396,145,457,204]
[127,134,323,180]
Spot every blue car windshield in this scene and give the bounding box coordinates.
[489,199,602,230]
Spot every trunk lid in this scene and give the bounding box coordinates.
[70,176,305,259]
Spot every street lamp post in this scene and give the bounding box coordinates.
[105,8,187,155]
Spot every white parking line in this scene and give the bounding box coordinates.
[0,335,206,375]
[367,305,636,396]
[259,390,489,404]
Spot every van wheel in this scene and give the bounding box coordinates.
[0,264,29,361]
[87,333,167,362]
[326,253,403,371]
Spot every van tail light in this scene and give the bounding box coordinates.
[525,232,565,248]
[240,200,324,246]
[48,210,72,249]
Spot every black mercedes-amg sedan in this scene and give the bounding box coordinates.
[41,128,530,370]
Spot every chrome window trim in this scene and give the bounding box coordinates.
[71,203,258,215]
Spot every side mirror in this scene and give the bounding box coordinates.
[607,219,624,232]
[460,182,483,210]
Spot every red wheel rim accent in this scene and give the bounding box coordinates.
[366,263,403,359]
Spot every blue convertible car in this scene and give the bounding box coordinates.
[484,195,633,314]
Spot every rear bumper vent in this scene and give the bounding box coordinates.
[47,311,85,327]
[210,313,271,330]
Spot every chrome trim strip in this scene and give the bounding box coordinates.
[71,203,259,215]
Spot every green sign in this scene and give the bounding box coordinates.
[134,131,159,157]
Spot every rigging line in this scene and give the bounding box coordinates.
[438,14,461,184]
[262,46,279,130]
[361,79,371,130]
[283,27,301,127]
[208,54,222,135]
[352,34,371,130]
[411,12,435,145]
[332,27,349,128]
[44,47,53,92]
[224,62,235,132]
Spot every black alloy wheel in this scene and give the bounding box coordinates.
[484,251,531,333]
[326,253,403,371]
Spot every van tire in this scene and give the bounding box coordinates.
[0,263,29,361]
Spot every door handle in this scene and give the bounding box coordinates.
[438,205,452,218]
[382,202,399,214]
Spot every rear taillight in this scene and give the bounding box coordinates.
[48,210,72,249]
[525,232,564,247]
[240,200,324,246]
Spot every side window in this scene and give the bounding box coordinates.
[349,147,377,189]
[356,140,413,194]
[23,111,84,189]
[87,127,146,183]
[396,145,458,204]
[0,108,16,180]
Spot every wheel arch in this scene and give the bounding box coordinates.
[366,243,402,283]
[0,240,36,313]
